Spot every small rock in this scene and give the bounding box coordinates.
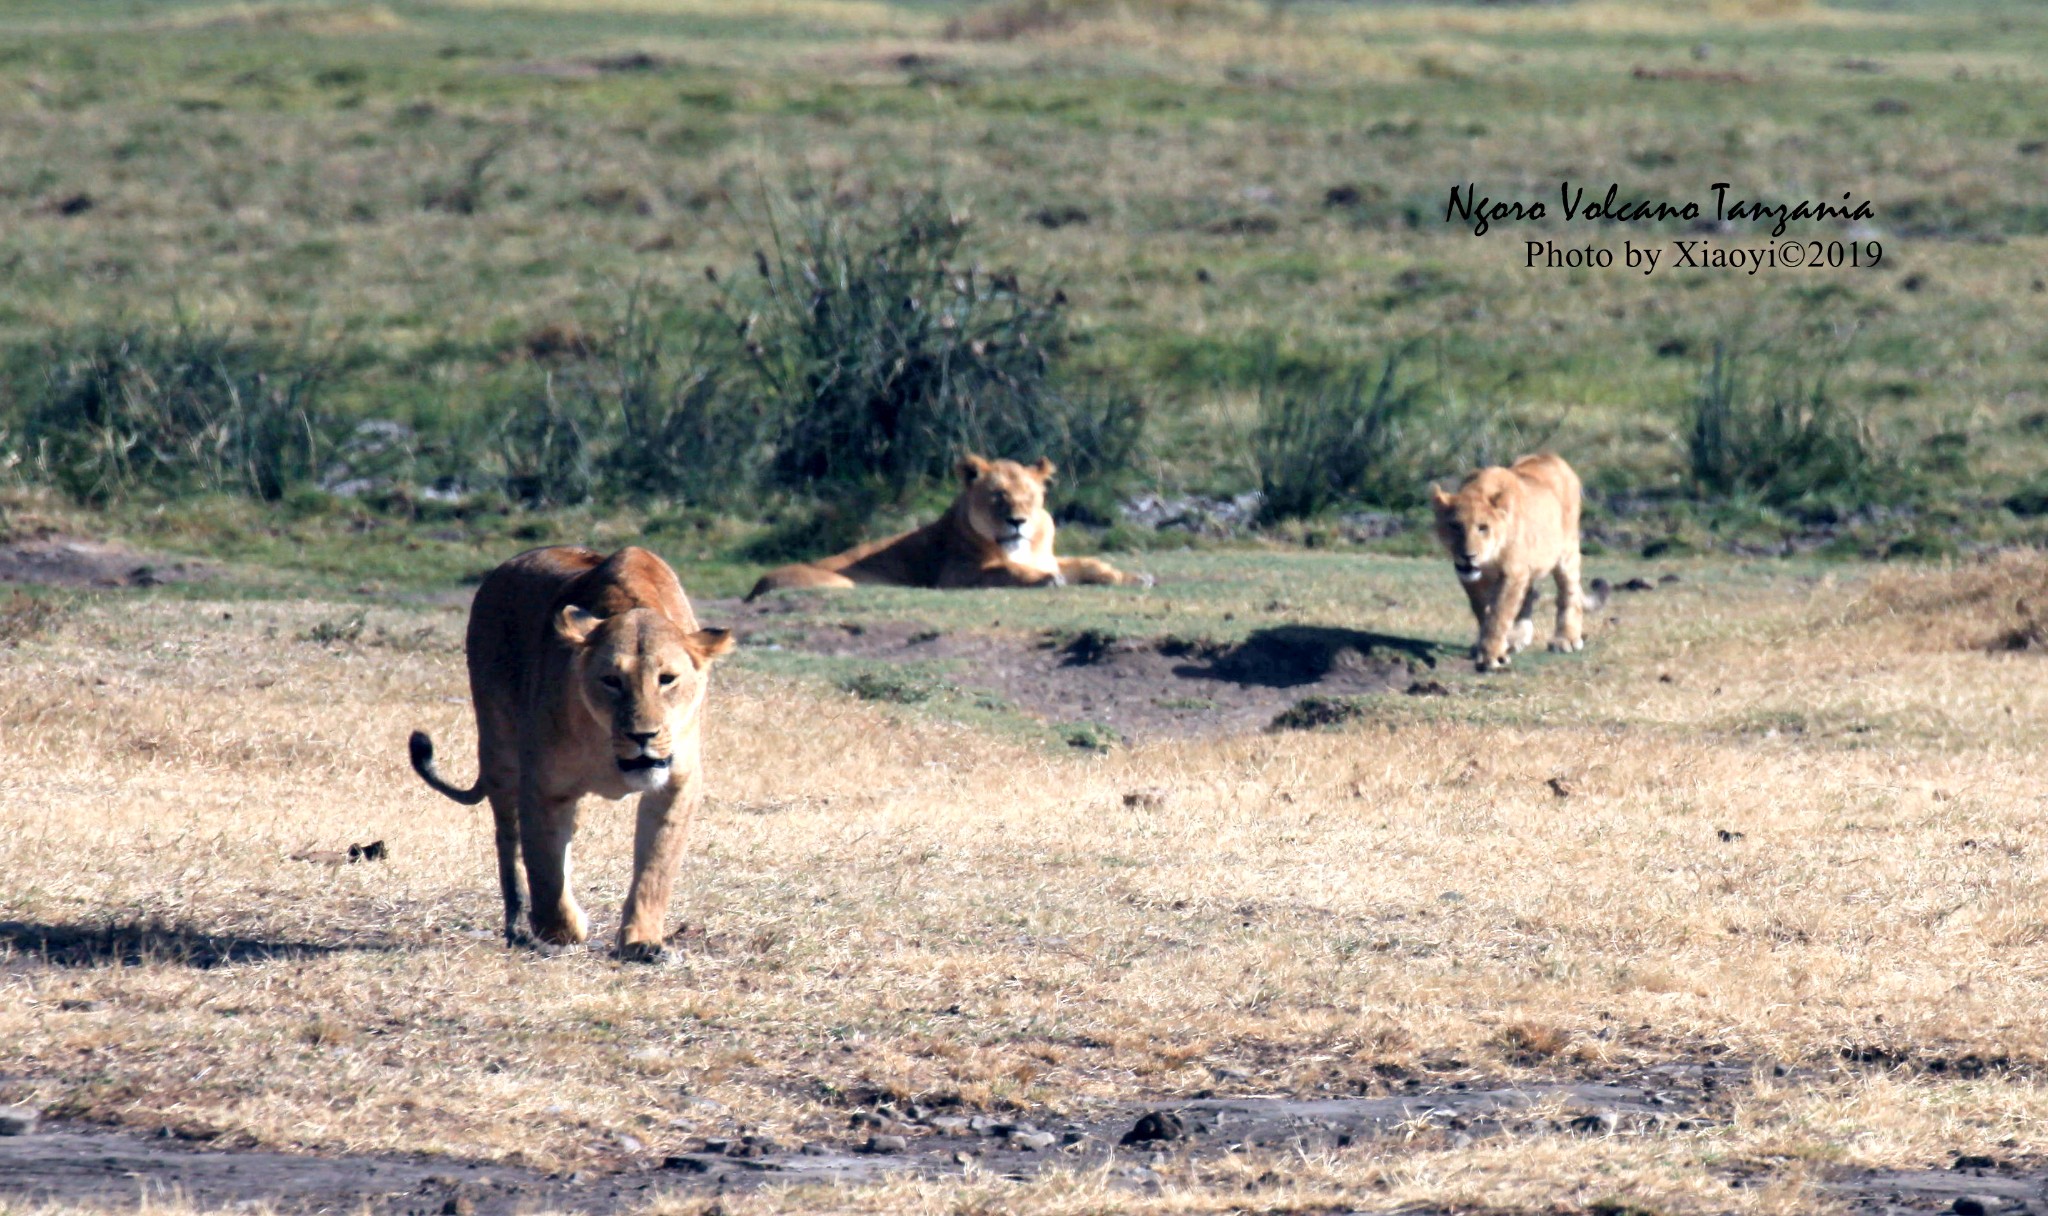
[800,1141,829,1156]
[1953,1197,1996,1216]
[928,1116,970,1135]
[967,1115,996,1135]
[661,1154,719,1173]
[614,1133,644,1153]
[1717,828,1745,843]
[1122,787,1168,811]
[441,1196,474,1216]
[1009,1131,1057,1151]
[1404,679,1450,697]
[0,1107,40,1136]
[1953,1153,1998,1170]
[864,1134,908,1155]
[701,1137,733,1154]
[1658,573,1681,585]
[1621,577,1655,592]
[1120,1110,1186,1146]
[1546,775,1574,799]
[1568,1110,1620,1135]
[1061,1129,1088,1146]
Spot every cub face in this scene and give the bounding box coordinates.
[556,605,735,792]
[957,454,1055,559]
[1431,481,1511,583]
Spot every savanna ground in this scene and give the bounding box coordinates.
[7,0,2048,1213]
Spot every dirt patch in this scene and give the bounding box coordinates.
[722,600,1444,742]
[6,1061,2036,1213]
[0,535,210,589]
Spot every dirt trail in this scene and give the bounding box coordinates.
[0,534,211,589]
[5,1062,2038,1214]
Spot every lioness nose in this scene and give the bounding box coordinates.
[626,729,657,746]
[1007,515,1027,527]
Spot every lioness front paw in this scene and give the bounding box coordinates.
[1476,653,1510,673]
[1548,637,1584,653]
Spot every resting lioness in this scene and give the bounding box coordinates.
[745,454,1146,601]
[409,546,734,960]
[1431,452,1589,672]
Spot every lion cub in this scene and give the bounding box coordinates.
[1430,452,1588,672]
[409,546,734,960]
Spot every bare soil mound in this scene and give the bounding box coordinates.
[0,535,210,589]
[721,599,1447,742]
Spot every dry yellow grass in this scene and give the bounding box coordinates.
[3,554,2048,1212]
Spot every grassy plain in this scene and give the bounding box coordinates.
[5,549,2048,1214]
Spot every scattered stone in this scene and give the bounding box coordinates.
[799,1141,829,1155]
[0,1107,40,1136]
[348,840,388,862]
[661,1154,719,1173]
[441,1195,474,1216]
[1546,776,1574,799]
[1009,1131,1057,1150]
[1122,787,1168,811]
[614,1133,644,1154]
[1658,573,1682,585]
[1953,1197,1996,1216]
[1952,1154,1998,1170]
[1567,1109,1620,1135]
[928,1117,970,1135]
[1061,1129,1088,1146]
[864,1134,908,1155]
[1620,577,1656,592]
[1121,1110,1186,1146]
[1404,679,1450,697]
[1717,828,1745,843]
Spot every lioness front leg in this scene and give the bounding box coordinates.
[1477,570,1531,672]
[617,783,693,962]
[1548,548,1586,653]
[519,787,588,946]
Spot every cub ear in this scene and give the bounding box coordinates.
[556,604,603,646]
[1031,457,1056,482]
[1429,484,1454,511]
[956,454,991,483]
[688,627,737,665]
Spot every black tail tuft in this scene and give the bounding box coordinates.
[409,729,486,805]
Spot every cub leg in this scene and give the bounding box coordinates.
[1548,545,1587,653]
[1477,570,1532,672]
[1459,571,1493,661]
[518,784,588,946]
[617,781,694,962]
[1512,583,1541,653]
[484,790,527,945]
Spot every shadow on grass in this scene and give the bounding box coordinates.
[1170,624,1446,688]
[0,920,397,969]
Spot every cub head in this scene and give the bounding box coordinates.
[1431,474,1514,584]
[555,605,736,792]
[956,454,1055,559]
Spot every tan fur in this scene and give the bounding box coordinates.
[409,546,734,960]
[1431,453,1588,672]
[746,455,1147,601]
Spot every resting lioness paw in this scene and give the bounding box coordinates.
[745,454,1148,600]
[1431,452,1590,673]
[408,545,733,959]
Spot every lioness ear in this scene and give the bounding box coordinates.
[956,454,991,483]
[1031,457,1056,482]
[688,628,736,665]
[1429,484,1453,511]
[556,604,603,646]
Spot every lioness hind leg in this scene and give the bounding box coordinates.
[485,790,528,945]
[1548,547,1587,653]
[519,789,588,946]
[1057,556,1152,588]
[745,564,857,602]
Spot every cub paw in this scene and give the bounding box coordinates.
[615,940,669,965]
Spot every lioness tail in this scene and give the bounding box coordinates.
[409,730,486,805]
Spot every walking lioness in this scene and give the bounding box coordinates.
[745,455,1146,600]
[409,546,734,960]
[1431,453,1589,672]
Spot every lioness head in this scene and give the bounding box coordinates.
[957,454,1054,559]
[1431,475,1513,584]
[556,605,735,792]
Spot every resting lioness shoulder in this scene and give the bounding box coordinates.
[1430,452,1590,672]
[409,545,733,960]
[746,455,1146,601]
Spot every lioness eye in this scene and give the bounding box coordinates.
[658,672,677,687]
[1476,524,1489,534]
[600,675,623,692]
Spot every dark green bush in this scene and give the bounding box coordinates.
[715,189,1143,499]
[1686,342,1894,508]
[1253,351,1429,522]
[11,323,334,503]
